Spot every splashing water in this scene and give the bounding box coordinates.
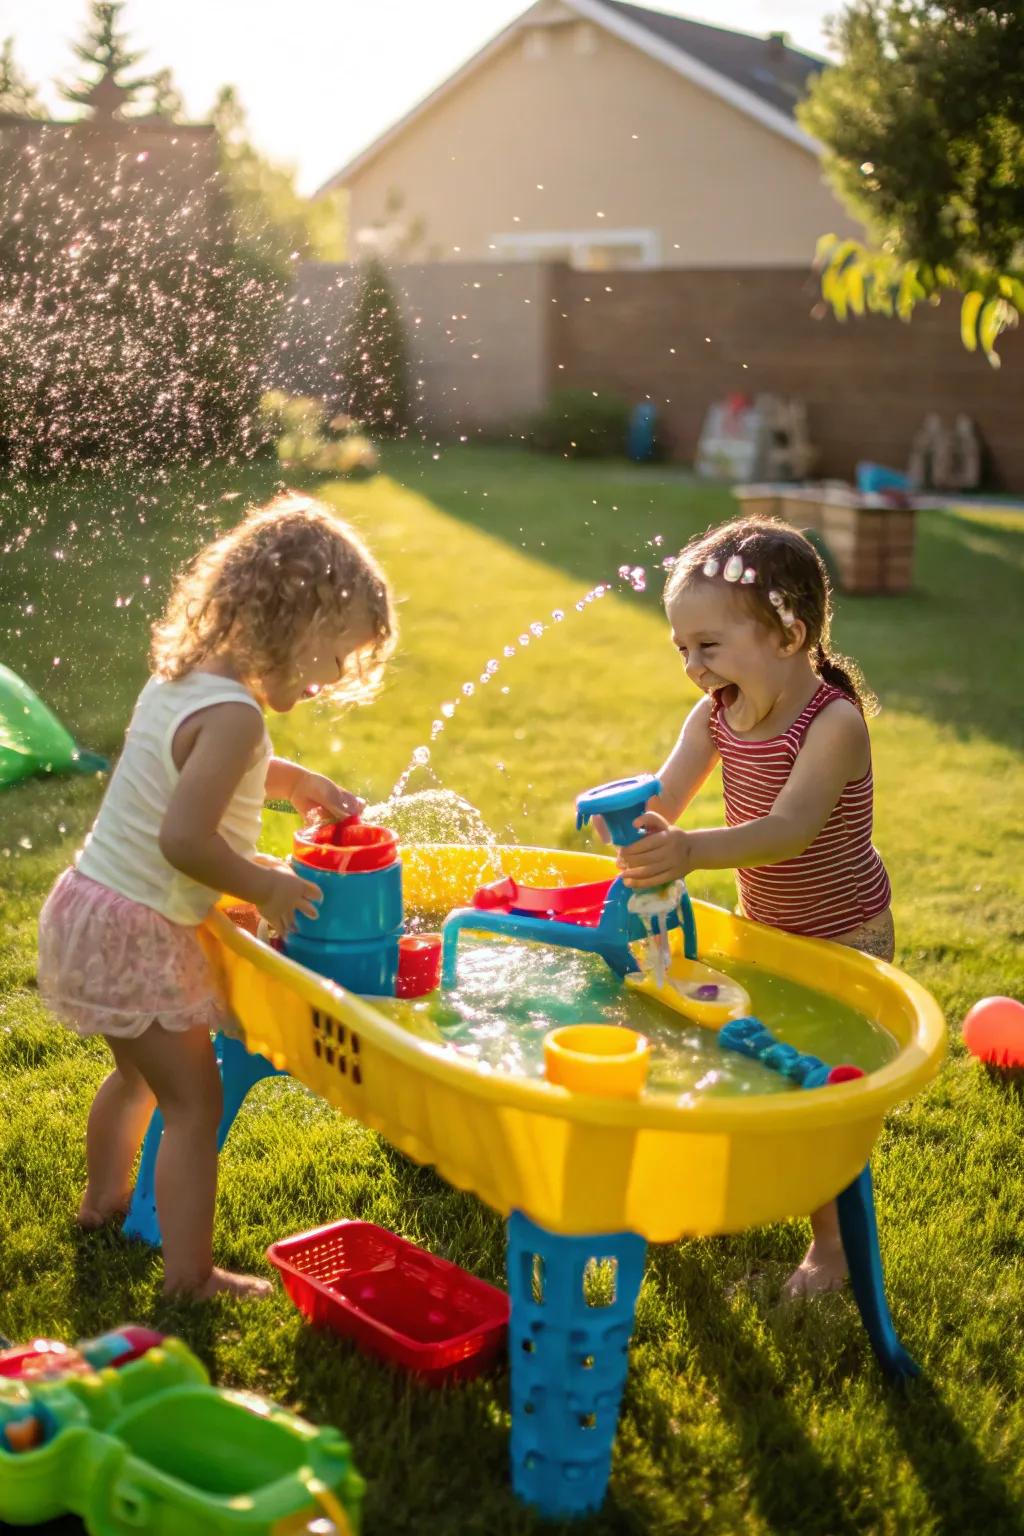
[366,787,498,848]
[384,544,683,820]
[627,881,686,988]
[388,579,618,801]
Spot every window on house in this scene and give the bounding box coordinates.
[490,228,659,270]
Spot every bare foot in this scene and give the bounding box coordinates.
[164,1266,274,1301]
[782,1240,848,1301]
[76,1189,133,1230]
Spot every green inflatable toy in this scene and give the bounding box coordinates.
[0,663,107,788]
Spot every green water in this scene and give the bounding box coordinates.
[381,933,900,1101]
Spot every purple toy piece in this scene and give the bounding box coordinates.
[693,983,720,1001]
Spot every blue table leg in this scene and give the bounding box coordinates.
[123,1032,288,1247]
[836,1163,919,1380]
[506,1211,647,1519]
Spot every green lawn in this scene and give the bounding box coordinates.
[1,444,1023,1535]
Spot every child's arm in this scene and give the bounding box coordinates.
[160,704,321,930]
[620,700,869,888]
[647,695,720,823]
[265,757,364,821]
[589,698,718,843]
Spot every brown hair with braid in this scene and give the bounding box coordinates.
[664,516,877,716]
[151,490,396,706]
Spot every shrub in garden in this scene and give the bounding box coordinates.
[525,388,630,459]
[337,258,411,435]
[258,391,378,478]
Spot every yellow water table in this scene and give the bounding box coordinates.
[128,843,945,1521]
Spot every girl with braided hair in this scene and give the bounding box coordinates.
[616,516,892,1299]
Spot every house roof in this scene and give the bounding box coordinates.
[317,0,824,196]
[596,0,825,120]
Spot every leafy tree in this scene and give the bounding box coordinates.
[338,258,410,433]
[799,2,1024,364]
[59,1,152,115]
[0,104,282,470]
[0,36,44,116]
[212,85,346,275]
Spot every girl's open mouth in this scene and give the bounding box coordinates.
[713,683,739,710]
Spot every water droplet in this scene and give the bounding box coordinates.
[412,745,430,766]
[440,701,456,718]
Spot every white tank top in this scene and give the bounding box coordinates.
[77,672,272,926]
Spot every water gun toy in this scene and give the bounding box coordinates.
[441,776,697,985]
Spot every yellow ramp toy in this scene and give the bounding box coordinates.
[626,949,751,1028]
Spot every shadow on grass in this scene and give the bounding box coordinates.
[646,1239,1022,1536]
[881,1377,1023,1536]
[646,1242,863,1536]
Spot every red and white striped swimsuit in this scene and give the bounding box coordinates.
[708,683,891,939]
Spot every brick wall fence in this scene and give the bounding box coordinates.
[284,261,1024,490]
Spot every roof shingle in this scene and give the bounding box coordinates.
[595,0,825,119]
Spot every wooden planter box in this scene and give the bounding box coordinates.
[732,484,917,594]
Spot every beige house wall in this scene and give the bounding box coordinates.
[344,17,860,269]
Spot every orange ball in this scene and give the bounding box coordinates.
[963,996,1024,1067]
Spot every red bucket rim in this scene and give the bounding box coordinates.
[293,819,398,872]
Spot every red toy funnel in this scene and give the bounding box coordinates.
[293,817,398,873]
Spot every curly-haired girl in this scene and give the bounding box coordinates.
[614,516,891,1300]
[38,491,395,1299]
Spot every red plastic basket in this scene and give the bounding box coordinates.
[267,1221,509,1385]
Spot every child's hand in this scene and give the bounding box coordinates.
[590,813,612,844]
[256,866,322,935]
[617,812,694,888]
[290,770,365,823]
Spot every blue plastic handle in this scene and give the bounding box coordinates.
[575,774,660,847]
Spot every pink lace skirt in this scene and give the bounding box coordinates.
[38,869,231,1038]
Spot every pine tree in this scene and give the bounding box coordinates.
[0,36,44,116]
[60,1,152,115]
[339,259,410,434]
[147,67,185,122]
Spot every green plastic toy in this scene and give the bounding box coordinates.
[0,663,107,788]
[0,1336,362,1535]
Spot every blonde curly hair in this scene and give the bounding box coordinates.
[151,491,396,706]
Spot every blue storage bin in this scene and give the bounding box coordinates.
[291,858,403,942]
